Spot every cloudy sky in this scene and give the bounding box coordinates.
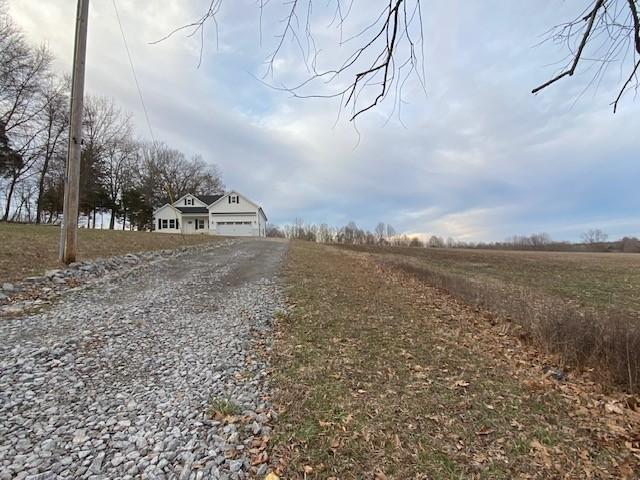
[8,0,639,241]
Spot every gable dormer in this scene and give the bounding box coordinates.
[173,193,207,208]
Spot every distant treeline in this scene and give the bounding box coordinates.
[267,220,640,253]
[0,3,223,229]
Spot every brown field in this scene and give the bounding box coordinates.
[337,245,640,314]
[271,241,639,479]
[333,244,640,390]
[0,222,221,283]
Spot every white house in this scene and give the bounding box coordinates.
[153,191,267,237]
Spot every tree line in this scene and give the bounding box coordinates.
[0,2,223,229]
[269,220,640,253]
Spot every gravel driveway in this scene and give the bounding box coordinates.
[0,238,288,480]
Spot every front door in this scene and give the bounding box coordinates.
[194,218,206,233]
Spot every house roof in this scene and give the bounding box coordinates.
[196,194,224,205]
[176,206,209,214]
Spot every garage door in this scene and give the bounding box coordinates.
[216,221,254,236]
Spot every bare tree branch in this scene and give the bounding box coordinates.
[155,0,426,122]
[533,0,640,113]
[532,0,605,94]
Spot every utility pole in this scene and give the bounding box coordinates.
[60,0,90,264]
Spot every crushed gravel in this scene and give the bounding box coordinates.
[0,238,288,480]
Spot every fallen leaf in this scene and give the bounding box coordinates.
[264,473,279,480]
[303,465,313,474]
[374,469,388,480]
[605,402,625,415]
[453,380,470,388]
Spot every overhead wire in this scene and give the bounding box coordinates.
[111,0,183,237]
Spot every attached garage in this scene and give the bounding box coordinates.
[153,191,267,237]
[215,220,254,236]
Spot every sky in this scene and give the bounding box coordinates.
[8,0,640,242]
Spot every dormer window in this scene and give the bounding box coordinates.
[228,195,239,204]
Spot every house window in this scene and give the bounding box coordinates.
[161,219,168,229]
[185,197,194,206]
[198,219,205,229]
[169,219,175,229]
[228,195,239,204]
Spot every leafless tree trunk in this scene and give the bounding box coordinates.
[1,4,53,221]
[35,79,68,223]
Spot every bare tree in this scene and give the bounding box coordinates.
[374,222,386,243]
[530,232,553,247]
[80,96,133,227]
[104,137,137,229]
[427,235,444,248]
[581,228,609,243]
[0,7,54,221]
[386,223,396,238]
[266,223,285,238]
[140,142,224,205]
[35,77,69,223]
[317,223,333,243]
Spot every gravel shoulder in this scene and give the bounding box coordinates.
[0,238,288,480]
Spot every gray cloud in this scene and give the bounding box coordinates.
[9,0,640,241]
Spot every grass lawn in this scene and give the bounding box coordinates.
[338,245,640,315]
[270,241,639,479]
[0,222,221,283]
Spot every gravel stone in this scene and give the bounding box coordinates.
[0,239,286,478]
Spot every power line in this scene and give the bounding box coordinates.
[111,0,156,144]
[111,0,184,235]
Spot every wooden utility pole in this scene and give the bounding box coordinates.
[60,0,90,264]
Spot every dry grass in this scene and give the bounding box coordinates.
[0,222,220,283]
[270,241,639,479]
[339,245,640,314]
[336,245,640,391]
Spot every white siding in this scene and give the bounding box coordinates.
[174,194,207,208]
[208,192,263,237]
[154,192,267,237]
[153,205,182,234]
[181,216,209,234]
[208,193,258,214]
[257,209,267,237]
